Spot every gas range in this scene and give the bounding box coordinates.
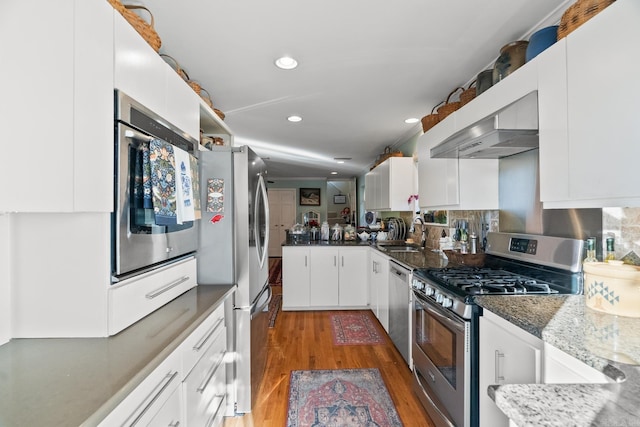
[411,232,585,319]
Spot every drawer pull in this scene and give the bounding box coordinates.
[193,318,224,351]
[145,276,190,299]
[168,422,180,427]
[205,395,226,427]
[126,371,179,426]
[495,350,505,382]
[197,351,227,393]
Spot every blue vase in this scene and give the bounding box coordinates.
[526,26,559,62]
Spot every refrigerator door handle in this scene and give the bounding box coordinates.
[254,174,270,270]
[250,284,272,319]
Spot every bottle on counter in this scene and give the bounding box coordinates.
[320,221,330,241]
[584,237,598,263]
[605,235,616,261]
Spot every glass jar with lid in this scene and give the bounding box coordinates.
[320,221,330,241]
[290,223,309,244]
[331,223,343,241]
[343,224,356,241]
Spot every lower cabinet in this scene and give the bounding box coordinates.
[282,246,369,310]
[99,296,229,427]
[543,342,611,384]
[479,309,543,427]
[369,250,390,332]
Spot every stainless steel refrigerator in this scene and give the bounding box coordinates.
[197,145,271,414]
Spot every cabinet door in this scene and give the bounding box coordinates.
[375,160,391,210]
[338,248,369,307]
[364,170,378,210]
[369,250,390,330]
[564,0,640,206]
[543,343,611,384]
[309,247,339,307]
[282,247,310,309]
[165,68,200,139]
[479,311,542,427]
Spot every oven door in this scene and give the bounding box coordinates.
[113,122,198,278]
[412,290,470,427]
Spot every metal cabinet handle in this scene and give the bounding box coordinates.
[146,276,190,299]
[495,350,505,382]
[127,371,179,426]
[341,256,344,267]
[168,422,180,427]
[197,351,227,393]
[334,255,337,266]
[204,394,226,427]
[305,255,307,267]
[193,318,224,351]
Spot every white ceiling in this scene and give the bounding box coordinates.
[139,0,571,179]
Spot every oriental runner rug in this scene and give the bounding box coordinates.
[286,368,403,427]
[269,257,282,286]
[268,293,282,328]
[330,312,384,345]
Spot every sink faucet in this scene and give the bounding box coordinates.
[411,215,428,248]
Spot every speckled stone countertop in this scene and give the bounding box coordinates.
[474,295,640,426]
[0,285,234,427]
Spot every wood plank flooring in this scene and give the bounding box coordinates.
[224,287,435,427]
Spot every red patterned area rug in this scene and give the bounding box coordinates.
[268,293,282,328]
[286,368,403,427]
[269,257,282,285]
[330,312,384,345]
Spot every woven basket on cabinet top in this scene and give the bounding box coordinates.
[436,87,464,121]
[107,0,162,52]
[459,80,477,106]
[557,0,616,39]
[421,101,443,133]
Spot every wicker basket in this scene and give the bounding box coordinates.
[160,54,189,80]
[199,88,214,108]
[460,80,477,106]
[214,109,226,121]
[558,0,615,39]
[437,87,464,121]
[421,101,444,133]
[108,0,161,52]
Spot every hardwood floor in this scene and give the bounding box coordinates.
[224,288,435,427]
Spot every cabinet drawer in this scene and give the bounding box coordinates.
[147,385,182,427]
[184,328,227,427]
[181,302,226,378]
[109,258,197,335]
[99,350,182,427]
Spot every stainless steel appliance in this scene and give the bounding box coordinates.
[389,261,412,366]
[197,145,271,414]
[411,231,584,427]
[113,90,199,280]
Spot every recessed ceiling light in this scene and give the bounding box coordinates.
[405,117,419,124]
[275,56,298,70]
[287,115,302,122]
[334,157,352,163]
[331,171,338,175]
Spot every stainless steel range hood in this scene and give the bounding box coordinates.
[430,91,539,159]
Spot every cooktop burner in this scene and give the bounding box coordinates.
[425,267,557,295]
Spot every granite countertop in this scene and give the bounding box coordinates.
[0,285,235,427]
[474,295,640,426]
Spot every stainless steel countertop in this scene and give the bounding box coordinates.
[474,295,640,426]
[0,285,235,427]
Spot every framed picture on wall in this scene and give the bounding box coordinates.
[300,188,321,206]
[333,195,347,204]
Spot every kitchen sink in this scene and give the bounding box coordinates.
[377,243,422,253]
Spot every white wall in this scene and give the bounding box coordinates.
[0,214,11,345]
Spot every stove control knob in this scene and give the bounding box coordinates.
[424,286,435,296]
[435,293,443,303]
[442,297,453,308]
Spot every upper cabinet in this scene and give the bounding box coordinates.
[540,0,640,208]
[0,0,114,213]
[365,157,416,211]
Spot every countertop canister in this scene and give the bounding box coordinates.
[584,260,640,317]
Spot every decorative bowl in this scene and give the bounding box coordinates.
[526,26,558,62]
[584,261,640,318]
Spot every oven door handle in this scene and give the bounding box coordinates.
[412,369,457,427]
[413,290,465,333]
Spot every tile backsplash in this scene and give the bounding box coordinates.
[603,207,640,263]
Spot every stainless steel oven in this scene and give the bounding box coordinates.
[412,279,478,427]
[411,232,584,427]
[112,90,199,280]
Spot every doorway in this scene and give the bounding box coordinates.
[268,189,296,257]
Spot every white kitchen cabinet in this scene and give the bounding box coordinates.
[543,342,611,384]
[0,0,114,213]
[417,120,499,210]
[540,0,640,208]
[282,246,368,309]
[282,246,311,309]
[114,11,200,139]
[479,309,543,427]
[99,349,183,427]
[309,247,340,306]
[369,249,390,332]
[365,157,416,211]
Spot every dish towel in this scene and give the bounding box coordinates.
[174,147,195,223]
[133,142,153,209]
[189,154,201,220]
[149,138,177,226]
